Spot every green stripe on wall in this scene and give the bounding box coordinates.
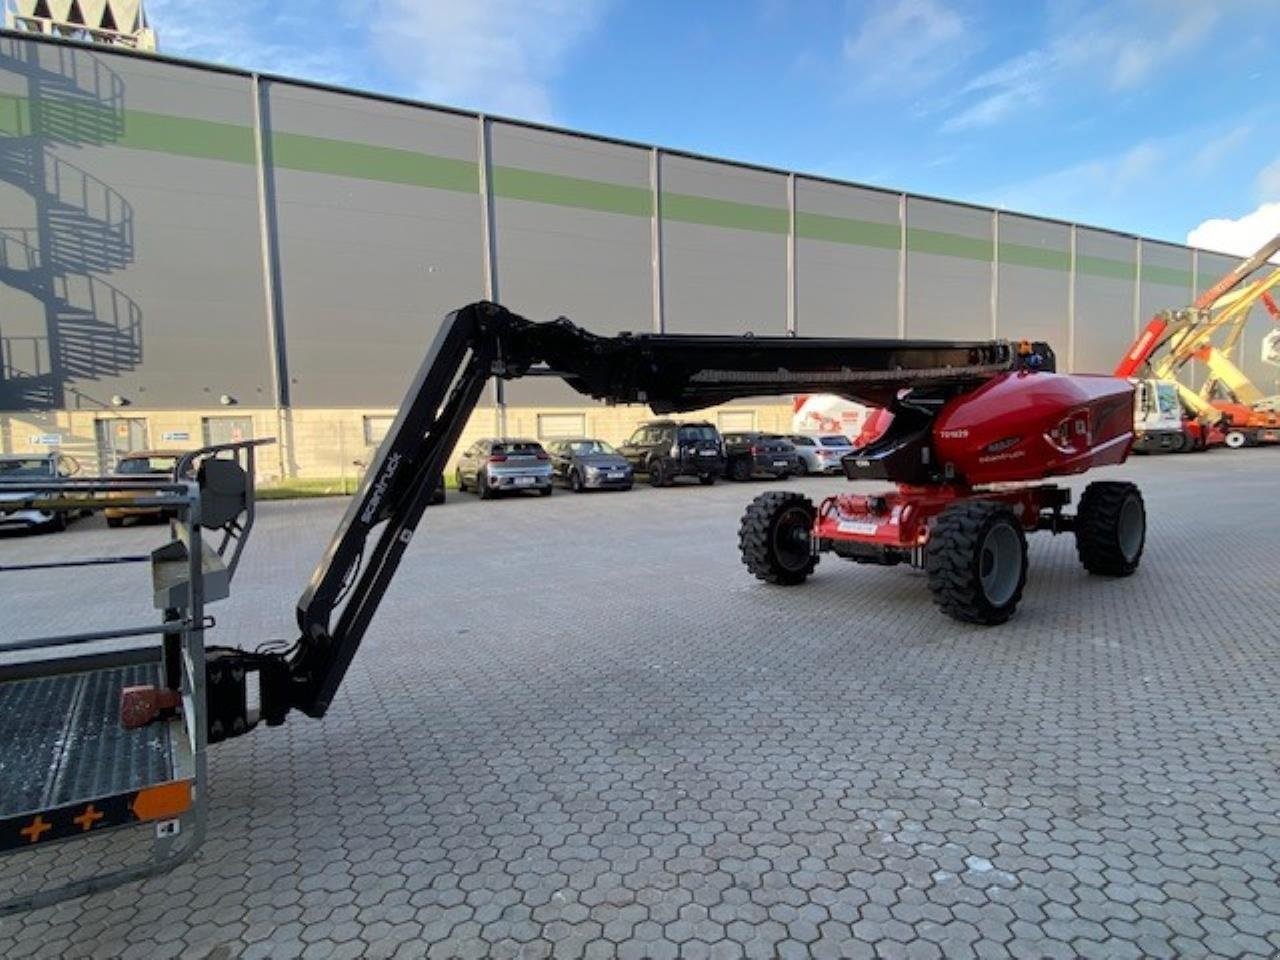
[661,192,788,234]
[122,111,254,164]
[998,241,1070,272]
[0,93,27,135]
[907,227,992,261]
[796,211,899,250]
[1077,254,1137,281]
[0,94,253,162]
[271,131,478,193]
[493,166,651,216]
[1142,263,1194,287]
[0,92,1197,284]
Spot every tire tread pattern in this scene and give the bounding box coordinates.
[1075,481,1144,576]
[738,491,818,586]
[925,500,1026,625]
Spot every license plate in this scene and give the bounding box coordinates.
[699,450,717,457]
[513,476,535,486]
[838,520,879,535]
[607,471,626,479]
[773,460,789,468]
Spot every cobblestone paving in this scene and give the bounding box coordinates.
[1,453,1278,958]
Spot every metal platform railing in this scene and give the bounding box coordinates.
[0,439,271,915]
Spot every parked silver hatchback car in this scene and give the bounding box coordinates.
[0,453,82,532]
[455,438,554,499]
[787,434,854,475]
[547,438,634,492]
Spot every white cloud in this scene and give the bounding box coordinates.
[1191,124,1253,175]
[985,140,1165,214]
[1049,1,1220,92]
[939,1,1225,133]
[147,0,360,84]
[148,0,605,122]
[1258,157,1280,200]
[369,0,607,121]
[1187,203,1280,257]
[843,0,971,94]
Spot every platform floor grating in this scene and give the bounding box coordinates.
[0,663,173,818]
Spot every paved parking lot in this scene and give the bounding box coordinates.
[1,452,1279,959]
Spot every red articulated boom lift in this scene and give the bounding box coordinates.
[180,301,1142,743]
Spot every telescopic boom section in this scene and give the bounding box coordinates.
[228,302,1042,737]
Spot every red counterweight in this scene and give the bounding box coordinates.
[931,371,1135,485]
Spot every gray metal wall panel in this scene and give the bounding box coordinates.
[1138,240,1192,321]
[267,84,484,408]
[660,155,787,337]
[1196,253,1239,296]
[0,38,271,410]
[662,153,782,207]
[1073,230,1135,375]
[995,214,1069,353]
[491,123,652,405]
[905,198,990,339]
[794,179,898,338]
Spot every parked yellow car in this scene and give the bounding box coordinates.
[104,450,189,528]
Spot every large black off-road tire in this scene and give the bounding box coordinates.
[925,501,1027,625]
[739,492,818,586]
[648,458,670,488]
[1075,481,1145,576]
[730,457,753,482]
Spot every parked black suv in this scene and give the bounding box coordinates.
[618,420,724,486]
[722,432,800,481]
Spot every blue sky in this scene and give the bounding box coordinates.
[148,0,1280,252]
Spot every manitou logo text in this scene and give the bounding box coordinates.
[361,452,403,524]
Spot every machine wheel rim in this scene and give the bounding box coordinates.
[772,506,813,572]
[1118,496,1144,562]
[979,523,1022,606]
[1225,431,1246,449]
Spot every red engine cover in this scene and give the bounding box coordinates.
[932,372,1134,485]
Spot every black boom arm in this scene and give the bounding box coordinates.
[212,302,1045,739]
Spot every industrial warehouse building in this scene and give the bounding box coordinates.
[0,31,1273,480]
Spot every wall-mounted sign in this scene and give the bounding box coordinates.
[161,431,191,442]
[29,434,62,446]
